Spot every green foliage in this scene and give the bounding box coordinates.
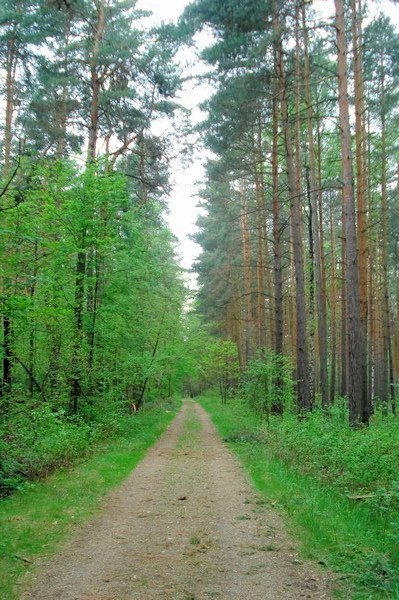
[240,352,294,416]
[0,0,190,498]
[193,179,243,335]
[203,338,239,402]
[182,0,270,38]
[0,158,187,494]
[0,405,92,495]
[268,407,399,513]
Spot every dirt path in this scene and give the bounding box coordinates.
[22,400,331,599]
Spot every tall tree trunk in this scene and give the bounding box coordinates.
[3,32,17,177]
[305,168,315,388]
[240,183,254,364]
[340,202,348,398]
[274,3,312,411]
[329,201,337,404]
[2,30,18,396]
[138,132,149,205]
[395,166,399,386]
[254,139,266,350]
[28,241,39,396]
[272,94,283,359]
[257,123,274,349]
[380,79,395,412]
[352,0,368,400]
[136,313,165,407]
[56,16,71,157]
[368,239,375,402]
[70,236,86,412]
[374,258,385,403]
[395,232,399,388]
[302,1,329,406]
[86,248,101,373]
[316,101,327,349]
[87,1,105,163]
[335,0,368,425]
[271,90,284,414]
[70,1,106,407]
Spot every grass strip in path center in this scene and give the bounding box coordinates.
[176,400,202,451]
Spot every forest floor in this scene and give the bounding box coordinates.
[21,400,331,600]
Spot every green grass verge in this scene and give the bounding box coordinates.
[176,400,201,450]
[198,394,399,600]
[0,398,180,600]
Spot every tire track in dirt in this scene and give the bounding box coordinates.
[21,400,331,599]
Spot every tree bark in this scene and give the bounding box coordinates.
[352,0,368,397]
[56,15,72,157]
[240,183,254,364]
[272,94,283,359]
[340,201,348,398]
[379,64,394,411]
[329,201,337,404]
[271,87,284,414]
[302,1,329,407]
[70,240,87,412]
[2,29,18,396]
[335,0,368,425]
[254,134,266,350]
[274,2,312,411]
[87,1,106,162]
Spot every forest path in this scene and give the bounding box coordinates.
[22,400,330,600]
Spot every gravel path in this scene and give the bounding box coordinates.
[22,400,331,599]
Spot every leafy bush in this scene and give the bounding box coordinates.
[267,406,399,520]
[203,339,240,403]
[240,352,294,416]
[0,396,179,496]
[232,353,399,515]
[0,403,93,495]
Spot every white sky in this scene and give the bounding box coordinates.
[137,0,399,290]
[136,0,210,290]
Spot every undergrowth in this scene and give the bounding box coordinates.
[199,393,399,599]
[0,404,94,496]
[268,403,399,515]
[0,396,169,496]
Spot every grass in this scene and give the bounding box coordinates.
[0,398,180,600]
[176,400,201,450]
[199,394,399,599]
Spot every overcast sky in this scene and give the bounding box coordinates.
[136,0,399,289]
